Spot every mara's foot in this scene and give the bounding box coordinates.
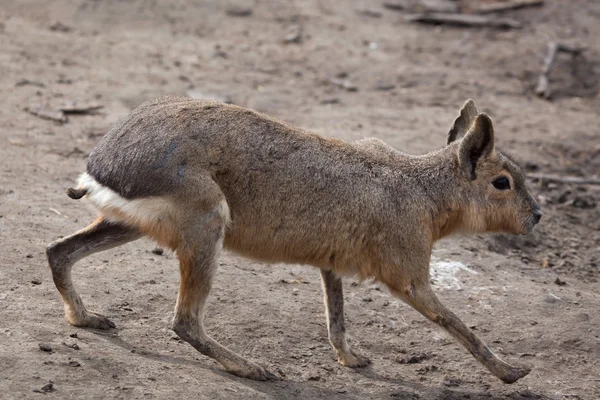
[500,365,531,384]
[337,349,370,368]
[226,361,278,381]
[67,311,115,330]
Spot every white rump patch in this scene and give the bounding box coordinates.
[430,257,477,290]
[76,173,178,227]
[75,173,230,227]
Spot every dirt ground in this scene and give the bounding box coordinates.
[0,1,599,399]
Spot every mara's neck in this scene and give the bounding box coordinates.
[390,144,468,242]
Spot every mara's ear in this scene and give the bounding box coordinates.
[458,113,495,179]
[447,99,479,145]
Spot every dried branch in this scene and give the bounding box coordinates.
[528,173,600,186]
[535,41,587,98]
[474,0,544,14]
[406,12,521,29]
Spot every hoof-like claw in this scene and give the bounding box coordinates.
[228,362,277,381]
[500,365,531,384]
[68,311,116,330]
[338,350,371,368]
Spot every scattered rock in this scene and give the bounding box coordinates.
[225,6,252,17]
[383,0,412,11]
[26,253,33,258]
[283,25,302,44]
[519,352,536,358]
[375,81,396,91]
[443,377,462,387]
[292,276,310,284]
[257,64,279,74]
[557,190,572,204]
[39,343,53,353]
[31,279,42,285]
[320,364,334,372]
[396,352,431,364]
[320,98,341,105]
[304,370,321,381]
[68,360,81,367]
[213,48,228,58]
[15,79,45,88]
[63,341,80,350]
[34,382,55,393]
[525,161,539,171]
[151,247,164,256]
[329,78,358,92]
[515,389,543,399]
[57,75,73,84]
[554,277,567,286]
[356,8,382,18]
[574,313,589,322]
[571,195,596,209]
[50,22,72,32]
[417,365,438,374]
[69,332,78,338]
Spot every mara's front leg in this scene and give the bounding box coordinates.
[392,279,530,384]
[320,270,370,367]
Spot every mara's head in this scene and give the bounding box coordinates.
[446,100,542,235]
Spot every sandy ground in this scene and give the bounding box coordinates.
[0,1,599,399]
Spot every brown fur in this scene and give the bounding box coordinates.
[48,96,541,384]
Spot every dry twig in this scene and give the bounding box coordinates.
[528,173,600,186]
[535,41,586,98]
[406,12,521,29]
[474,0,544,14]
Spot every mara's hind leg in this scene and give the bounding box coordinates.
[46,217,141,329]
[320,270,370,367]
[171,203,276,381]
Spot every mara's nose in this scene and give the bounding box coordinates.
[533,209,543,224]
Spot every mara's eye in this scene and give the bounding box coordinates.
[492,176,511,190]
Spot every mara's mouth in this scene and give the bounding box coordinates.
[521,215,538,235]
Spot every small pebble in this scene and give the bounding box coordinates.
[554,277,567,286]
[225,6,252,17]
[39,343,53,352]
[443,377,462,387]
[33,382,54,393]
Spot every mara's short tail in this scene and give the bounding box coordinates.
[66,187,88,200]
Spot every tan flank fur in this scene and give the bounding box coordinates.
[46,96,542,384]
